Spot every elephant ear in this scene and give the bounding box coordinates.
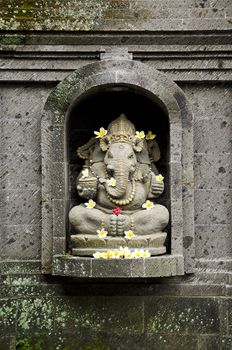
[133,138,144,153]
[77,137,97,159]
[147,139,161,162]
[99,136,110,152]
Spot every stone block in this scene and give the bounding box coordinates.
[182,187,195,272]
[226,298,232,335]
[0,189,41,225]
[170,124,182,163]
[0,299,17,336]
[52,162,66,199]
[146,334,198,350]
[144,256,178,277]
[170,162,182,201]
[0,118,40,155]
[53,237,66,255]
[198,336,232,350]
[52,125,65,162]
[17,297,55,336]
[41,200,53,272]
[182,18,232,31]
[0,336,15,350]
[194,153,232,189]
[109,334,145,350]
[211,190,232,224]
[145,296,220,334]
[194,190,212,224]
[194,118,231,153]
[0,84,52,119]
[195,189,232,225]
[0,224,41,260]
[53,295,144,334]
[195,225,232,259]
[181,84,232,121]
[0,152,41,191]
[92,259,132,278]
[0,261,41,275]
[52,256,92,277]
[189,8,225,18]
[52,199,66,238]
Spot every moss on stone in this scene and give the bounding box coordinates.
[0,0,111,31]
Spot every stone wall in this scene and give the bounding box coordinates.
[0,1,232,349]
[0,0,232,31]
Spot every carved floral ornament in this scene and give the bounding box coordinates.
[69,114,169,259]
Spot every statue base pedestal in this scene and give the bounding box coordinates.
[71,232,167,257]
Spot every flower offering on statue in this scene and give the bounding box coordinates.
[142,200,155,210]
[81,168,89,178]
[94,127,107,138]
[124,230,136,240]
[156,174,164,182]
[146,131,156,140]
[84,199,96,209]
[108,177,116,187]
[135,130,145,139]
[97,228,108,239]
[112,207,122,216]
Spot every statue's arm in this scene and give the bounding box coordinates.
[147,172,164,198]
[76,170,98,199]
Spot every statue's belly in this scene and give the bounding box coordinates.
[96,183,149,210]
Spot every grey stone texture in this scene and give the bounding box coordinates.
[0,0,231,31]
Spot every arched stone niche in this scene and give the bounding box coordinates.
[41,58,194,277]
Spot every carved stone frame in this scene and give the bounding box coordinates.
[41,58,194,277]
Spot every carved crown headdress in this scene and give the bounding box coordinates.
[100,114,144,152]
[77,113,161,162]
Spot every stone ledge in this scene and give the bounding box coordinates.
[52,255,184,278]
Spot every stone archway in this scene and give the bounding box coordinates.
[41,56,194,276]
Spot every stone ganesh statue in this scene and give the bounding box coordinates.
[69,114,169,256]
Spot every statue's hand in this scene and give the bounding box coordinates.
[77,176,98,199]
[152,181,164,197]
[149,173,164,198]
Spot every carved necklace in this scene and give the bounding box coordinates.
[105,178,136,206]
[88,161,151,206]
[89,162,136,206]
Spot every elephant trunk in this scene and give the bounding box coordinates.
[106,164,129,199]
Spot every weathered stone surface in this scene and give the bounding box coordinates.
[0,189,41,225]
[52,199,66,238]
[52,162,66,199]
[0,152,41,191]
[0,118,41,155]
[0,225,41,260]
[53,237,66,255]
[16,297,55,336]
[198,336,232,350]
[145,297,220,334]
[195,225,232,259]
[52,255,184,278]
[194,118,232,153]
[0,299,17,336]
[0,336,15,350]
[146,334,198,350]
[180,84,232,121]
[195,189,232,225]
[194,153,232,190]
[0,84,52,119]
[1,0,231,32]
[53,295,144,334]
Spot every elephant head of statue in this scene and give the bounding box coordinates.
[77,114,161,200]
